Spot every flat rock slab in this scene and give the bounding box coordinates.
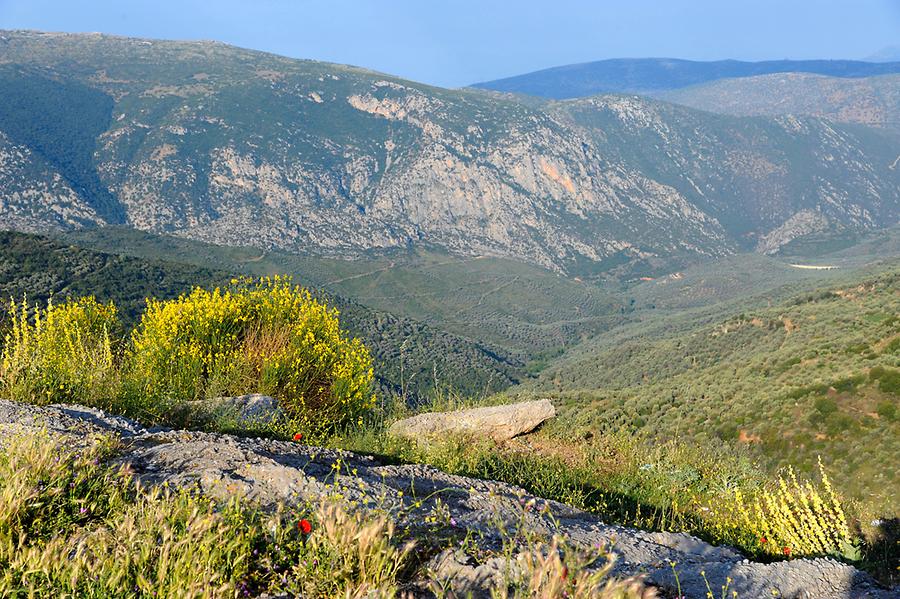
[0,399,893,599]
[389,399,557,442]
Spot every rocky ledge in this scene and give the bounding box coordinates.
[0,399,892,599]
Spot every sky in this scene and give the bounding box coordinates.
[0,0,898,88]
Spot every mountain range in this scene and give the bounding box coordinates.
[660,73,900,134]
[473,57,900,98]
[0,31,898,277]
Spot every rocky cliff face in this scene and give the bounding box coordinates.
[0,399,893,598]
[0,31,898,273]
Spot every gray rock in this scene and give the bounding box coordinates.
[187,393,286,428]
[388,399,556,442]
[0,399,894,599]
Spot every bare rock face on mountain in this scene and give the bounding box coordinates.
[0,399,893,599]
[388,399,557,442]
[0,32,897,276]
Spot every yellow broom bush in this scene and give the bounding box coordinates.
[127,276,375,433]
[0,296,119,406]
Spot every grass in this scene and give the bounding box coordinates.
[0,431,653,598]
[328,408,871,567]
[0,431,415,597]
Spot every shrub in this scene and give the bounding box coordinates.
[128,277,374,433]
[875,400,897,421]
[869,366,900,395]
[0,296,119,406]
[724,458,858,561]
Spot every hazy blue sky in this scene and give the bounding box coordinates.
[1,0,898,87]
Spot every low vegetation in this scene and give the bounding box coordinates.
[1,295,119,406]
[0,265,897,592]
[0,432,652,598]
[128,277,374,433]
[526,268,900,519]
[0,231,523,401]
[331,415,865,566]
[2,277,375,435]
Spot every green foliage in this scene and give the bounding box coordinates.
[525,268,900,518]
[0,296,120,407]
[128,277,375,433]
[0,65,121,222]
[869,365,900,395]
[1,230,522,401]
[0,432,415,598]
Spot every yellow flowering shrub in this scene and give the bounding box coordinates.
[0,296,119,406]
[710,458,859,561]
[128,277,375,433]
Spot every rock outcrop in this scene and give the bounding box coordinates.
[0,399,892,598]
[184,393,286,428]
[388,399,557,442]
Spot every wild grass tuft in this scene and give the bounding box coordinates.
[0,432,418,598]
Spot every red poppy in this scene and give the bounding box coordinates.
[293,433,303,442]
[561,565,569,581]
[298,519,312,534]
[760,537,767,544]
[783,546,791,556]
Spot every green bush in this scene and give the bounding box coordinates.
[127,277,375,433]
[0,296,120,406]
[876,400,897,421]
[869,366,900,395]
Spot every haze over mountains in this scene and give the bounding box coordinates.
[473,57,900,98]
[0,30,898,279]
[659,73,900,134]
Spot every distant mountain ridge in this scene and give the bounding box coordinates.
[472,58,900,99]
[659,73,900,134]
[0,31,897,276]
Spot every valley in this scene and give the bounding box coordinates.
[0,24,899,596]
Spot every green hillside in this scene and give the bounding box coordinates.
[0,231,522,400]
[61,227,628,359]
[517,265,900,516]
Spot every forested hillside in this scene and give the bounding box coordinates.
[0,232,522,399]
[518,264,900,515]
